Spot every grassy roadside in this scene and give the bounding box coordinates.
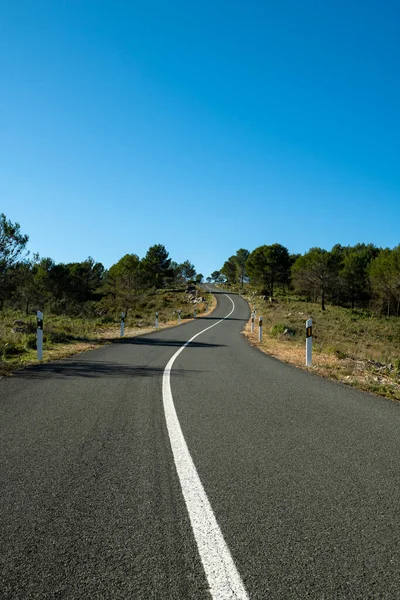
[0,288,216,376]
[240,291,400,402]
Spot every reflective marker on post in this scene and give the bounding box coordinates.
[120,312,125,338]
[194,308,196,318]
[259,316,263,342]
[178,309,181,324]
[155,311,159,330]
[37,311,43,361]
[251,312,255,332]
[306,318,312,366]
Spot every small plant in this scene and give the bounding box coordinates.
[25,334,37,350]
[326,347,347,360]
[3,342,25,357]
[270,323,286,336]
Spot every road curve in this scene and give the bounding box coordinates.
[1,289,400,599]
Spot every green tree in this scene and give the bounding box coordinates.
[140,244,173,289]
[12,253,41,314]
[106,253,141,315]
[221,256,237,284]
[35,259,73,313]
[246,244,290,298]
[291,248,332,310]
[211,270,224,283]
[339,244,378,308]
[369,246,400,316]
[234,248,250,285]
[66,257,104,303]
[195,273,204,284]
[178,260,196,282]
[0,213,29,307]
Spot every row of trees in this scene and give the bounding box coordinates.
[215,242,400,316]
[0,213,203,316]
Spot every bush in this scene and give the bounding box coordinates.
[48,332,74,344]
[270,323,286,336]
[25,334,37,349]
[95,316,115,325]
[3,342,25,357]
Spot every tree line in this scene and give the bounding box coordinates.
[213,243,400,316]
[0,213,202,317]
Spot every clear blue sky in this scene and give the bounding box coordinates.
[1,0,399,278]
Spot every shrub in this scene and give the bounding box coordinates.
[270,323,286,336]
[3,342,25,357]
[25,334,37,349]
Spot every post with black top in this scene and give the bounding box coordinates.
[306,318,312,366]
[258,315,263,342]
[120,312,125,338]
[37,311,43,361]
[251,312,255,333]
[194,308,197,318]
[178,309,182,324]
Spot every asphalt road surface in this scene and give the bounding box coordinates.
[1,289,400,599]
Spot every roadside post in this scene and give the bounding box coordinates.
[178,309,182,324]
[251,312,255,332]
[194,308,197,318]
[37,311,43,361]
[259,316,263,342]
[155,311,159,330]
[120,312,125,338]
[306,318,312,366]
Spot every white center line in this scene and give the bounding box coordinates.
[162,294,249,600]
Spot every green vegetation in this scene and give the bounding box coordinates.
[215,242,400,401]
[0,288,212,374]
[216,241,400,316]
[244,292,400,400]
[0,212,211,374]
[249,294,400,364]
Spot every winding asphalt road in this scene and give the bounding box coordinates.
[1,290,400,599]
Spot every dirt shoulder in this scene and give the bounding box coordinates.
[242,294,400,403]
[0,293,218,377]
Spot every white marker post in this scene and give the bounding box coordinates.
[251,312,255,332]
[259,316,263,342]
[178,310,181,324]
[194,308,197,318]
[120,312,125,338]
[306,318,312,366]
[36,311,43,361]
[155,311,159,330]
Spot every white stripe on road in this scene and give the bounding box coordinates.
[162,294,249,600]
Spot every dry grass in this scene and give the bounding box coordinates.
[0,289,216,376]
[243,293,400,402]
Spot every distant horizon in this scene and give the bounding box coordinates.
[9,217,399,279]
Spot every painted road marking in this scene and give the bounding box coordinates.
[162,294,249,600]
